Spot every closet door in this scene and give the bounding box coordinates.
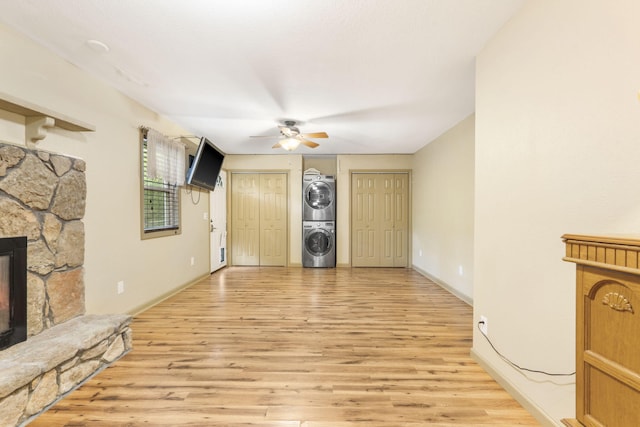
[352,174,378,267]
[259,174,287,266]
[392,174,409,267]
[351,173,408,267]
[231,172,287,266]
[380,174,396,267]
[231,174,260,265]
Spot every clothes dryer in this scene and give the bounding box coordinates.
[302,221,336,268]
[302,175,336,221]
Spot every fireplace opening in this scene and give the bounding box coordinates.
[0,236,27,351]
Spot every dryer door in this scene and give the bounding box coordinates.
[305,181,333,212]
[305,228,333,256]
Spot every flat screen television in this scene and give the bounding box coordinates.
[185,137,225,192]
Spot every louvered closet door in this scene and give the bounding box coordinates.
[351,173,408,267]
[231,172,287,266]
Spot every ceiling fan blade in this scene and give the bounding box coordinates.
[299,138,319,148]
[272,142,282,148]
[300,132,328,139]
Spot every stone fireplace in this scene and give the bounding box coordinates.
[0,142,132,426]
[0,143,87,333]
[0,236,27,350]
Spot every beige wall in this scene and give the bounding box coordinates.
[411,115,474,303]
[0,23,210,315]
[474,0,640,424]
[302,155,337,175]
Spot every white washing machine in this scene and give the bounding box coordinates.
[303,175,336,221]
[302,221,336,268]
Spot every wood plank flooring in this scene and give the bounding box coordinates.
[30,267,540,426]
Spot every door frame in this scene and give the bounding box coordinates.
[227,170,290,267]
[349,170,412,267]
[209,169,227,273]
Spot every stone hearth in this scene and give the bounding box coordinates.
[0,142,132,426]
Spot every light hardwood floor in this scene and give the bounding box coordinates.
[31,267,540,426]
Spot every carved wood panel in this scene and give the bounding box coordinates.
[563,234,640,426]
[577,266,640,426]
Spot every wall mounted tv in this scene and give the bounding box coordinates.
[185,137,225,192]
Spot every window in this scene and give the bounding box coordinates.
[140,129,184,238]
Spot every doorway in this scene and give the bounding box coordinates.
[209,170,227,273]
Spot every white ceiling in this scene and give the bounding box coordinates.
[0,0,524,155]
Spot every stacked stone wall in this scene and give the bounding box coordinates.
[0,143,87,335]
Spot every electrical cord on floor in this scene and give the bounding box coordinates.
[477,321,576,377]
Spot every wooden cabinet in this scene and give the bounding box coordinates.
[562,234,640,427]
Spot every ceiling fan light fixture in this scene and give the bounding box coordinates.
[280,137,300,151]
[251,120,327,151]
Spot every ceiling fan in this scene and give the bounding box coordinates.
[251,120,328,151]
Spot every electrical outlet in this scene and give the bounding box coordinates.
[458,265,464,276]
[479,315,488,335]
[419,250,423,257]
[190,256,195,266]
[117,281,124,294]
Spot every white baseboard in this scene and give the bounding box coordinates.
[411,265,473,306]
[129,272,210,316]
[470,348,563,427]
[412,265,563,426]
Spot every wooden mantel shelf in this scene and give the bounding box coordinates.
[562,233,640,276]
[0,91,95,131]
[0,91,95,146]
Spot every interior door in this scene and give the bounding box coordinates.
[259,173,287,266]
[209,170,227,273]
[352,174,378,266]
[231,173,260,265]
[351,172,409,267]
[392,174,409,267]
[230,172,287,266]
[380,174,396,267]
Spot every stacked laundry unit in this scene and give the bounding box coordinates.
[302,169,336,267]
